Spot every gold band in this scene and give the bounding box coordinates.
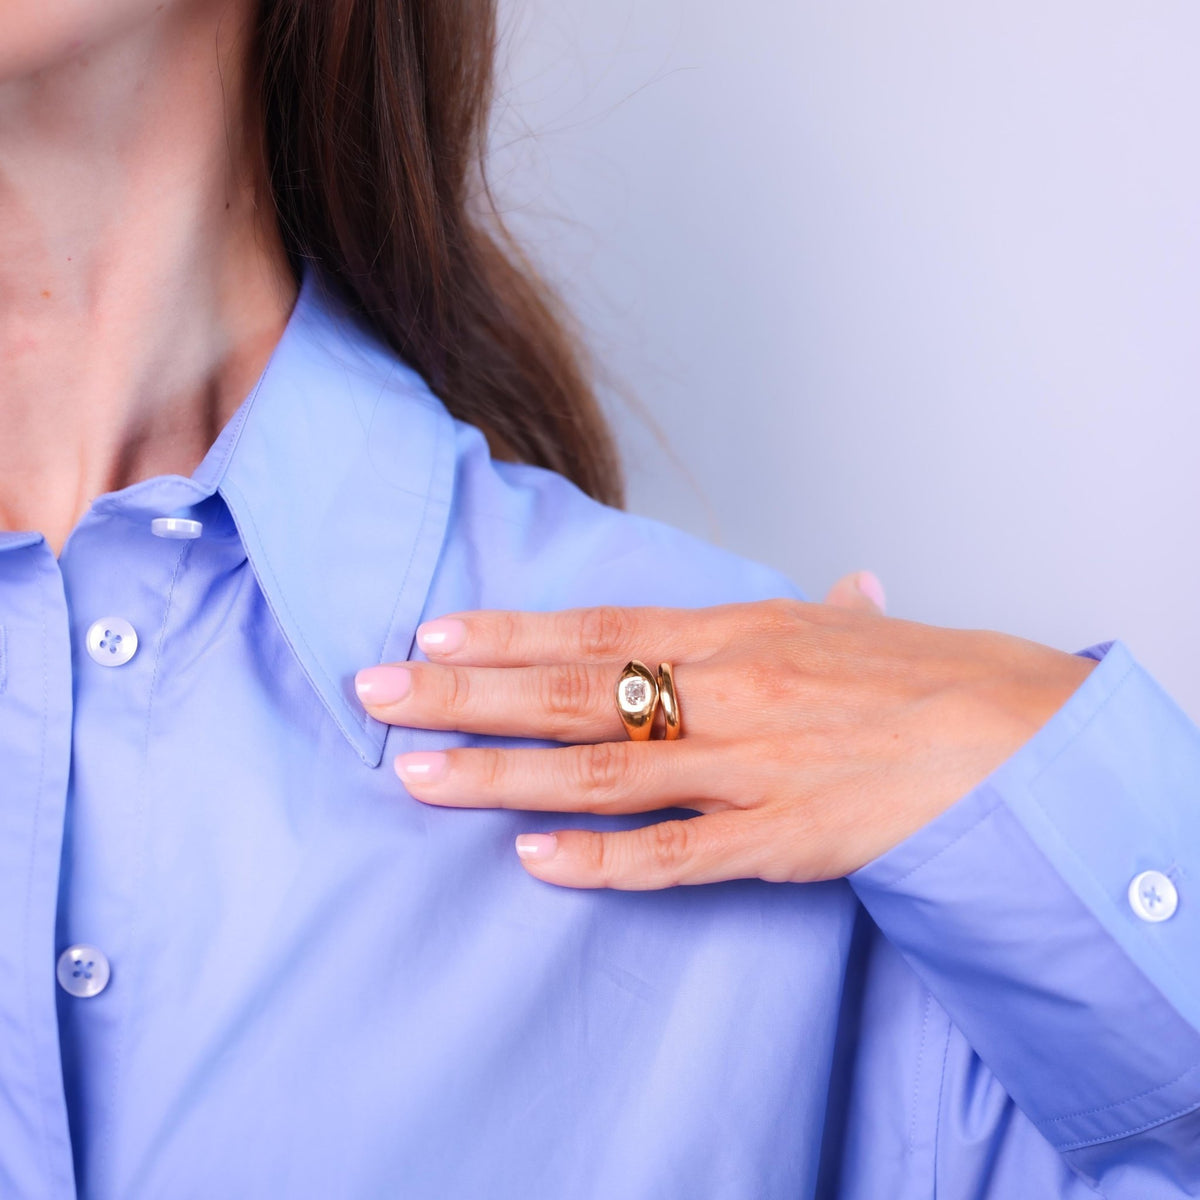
[615,660,659,741]
[656,662,681,740]
[615,659,683,741]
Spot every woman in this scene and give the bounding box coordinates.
[1,2,1194,1200]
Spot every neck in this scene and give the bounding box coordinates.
[0,0,296,556]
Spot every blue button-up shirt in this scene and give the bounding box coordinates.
[2,267,1197,1199]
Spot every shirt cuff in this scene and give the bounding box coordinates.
[848,639,1200,1151]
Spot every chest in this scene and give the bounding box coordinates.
[2,525,858,1200]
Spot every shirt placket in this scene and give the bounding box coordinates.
[0,534,78,1199]
[51,483,207,1200]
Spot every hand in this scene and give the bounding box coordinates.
[354,572,1096,890]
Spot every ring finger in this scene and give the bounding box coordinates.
[356,660,714,743]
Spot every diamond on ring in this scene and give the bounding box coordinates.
[615,660,660,741]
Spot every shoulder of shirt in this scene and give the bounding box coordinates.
[283,274,806,609]
[442,417,809,610]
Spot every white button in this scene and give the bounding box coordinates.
[151,517,203,539]
[56,944,111,998]
[85,617,138,667]
[1128,870,1178,923]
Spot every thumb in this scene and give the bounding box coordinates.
[824,569,887,615]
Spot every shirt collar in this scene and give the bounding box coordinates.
[194,266,457,767]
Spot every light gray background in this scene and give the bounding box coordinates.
[492,2,1200,719]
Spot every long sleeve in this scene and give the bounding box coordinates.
[847,639,1200,1192]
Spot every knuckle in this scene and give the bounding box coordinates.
[742,658,800,708]
[755,596,807,636]
[645,819,691,882]
[542,663,594,720]
[440,667,472,719]
[575,741,628,800]
[493,611,521,658]
[477,747,507,793]
[577,605,631,661]
[578,830,612,881]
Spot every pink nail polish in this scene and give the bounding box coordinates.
[354,665,413,705]
[394,751,448,784]
[515,833,557,861]
[416,618,467,656]
[856,570,887,613]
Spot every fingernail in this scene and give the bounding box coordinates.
[515,833,558,862]
[856,570,887,613]
[394,751,448,784]
[354,665,413,704]
[417,618,467,656]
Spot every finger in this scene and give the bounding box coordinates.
[411,603,749,667]
[394,739,738,816]
[511,811,770,890]
[823,570,886,615]
[359,660,722,742]
[359,661,624,740]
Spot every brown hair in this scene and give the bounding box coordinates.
[252,0,624,507]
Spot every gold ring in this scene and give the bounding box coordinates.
[615,660,659,741]
[657,662,681,740]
